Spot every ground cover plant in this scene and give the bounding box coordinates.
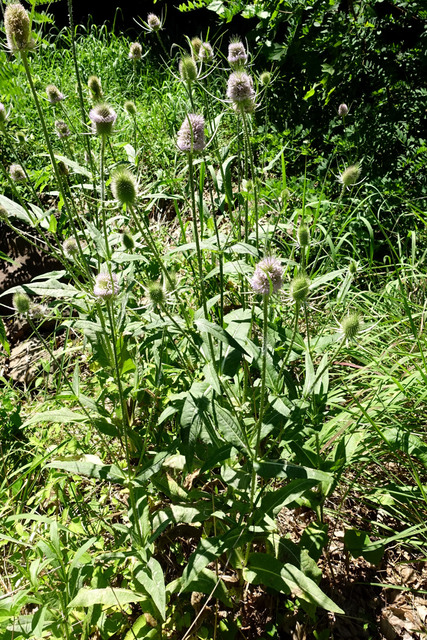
[0,1,427,639]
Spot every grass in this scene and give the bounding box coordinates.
[0,6,427,640]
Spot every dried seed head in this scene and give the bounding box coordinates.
[0,103,7,124]
[122,231,134,251]
[260,71,272,87]
[340,164,361,188]
[148,281,165,306]
[198,42,213,61]
[227,71,255,104]
[228,40,247,68]
[111,167,137,206]
[338,103,348,117]
[298,225,310,247]
[129,42,143,60]
[340,314,360,340]
[177,114,206,153]
[89,104,117,136]
[46,84,65,104]
[55,120,71,139]
[147,13,161,32]
[250,257,283,296]
[13,291,30,314]
[190,37,202,56]
[94,271,119,300]
[124,100,137,116]
[9,163,26,182]
[87,75,103,102]
[63,237,78,259]
[290,274,310,304]
[4,3,33,52]
[179,56,198,83]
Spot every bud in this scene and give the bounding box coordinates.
[290,274,310,304]
[297,225,310,247]
[349,260,358,276]
[88,75,103,102]
[148,281,165,306]
[226,71,255,104]
[63,237,78,259]
[89,104,117,137]
[57,160,69,177]
[0,205,8,222]
[129,42,143,60]
[260,71,272,87]
[190,37,202,56]
[177,114,206,153]
[4,3,33,53]
[147,13,161,32]
[94,271,120,300]
[338,103,348,117]
[250,257,283,296]
[46,84,65,104]
[111,167,137,206]
[122,231,134,251]
[55,120,71,139]
[9,163,26,182]
[124,100,137,116]
[340,314,360,341]
[179,56,198,84]
[16,131,26,144]
[0,103,7,124]
[198,42,213,61]
[339,164,361,188]
[13,291,30,314]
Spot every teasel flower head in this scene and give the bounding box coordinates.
[227,71,255,104]
[111,167,137,206]
[250,257,283,296]
[338,103,348,117]
[228,40,247,68]
[13,291,30,314]
[179,56,198,84]
[63,237,78,259]
[57,160,69,177]
[147,13,161,32]
[9,163,26,182]
[232,97,256,114]
[177,113,206,153]
[198,42,213,61]
[124,100,137,117]
[94,271,120,300]
[0,103,7,124]
[260,71,272,87]
[148,280,165,306]
[16,131,26,144]
[297,225,310,248]
[339,163,361,188]
[4,3,34,52]
[190,37,202,56]
[55,120,71,139]
[0,205,8,222]
[89,103,117,136]
[87,75,103,102]
[129,42,143,60]
[340,313,360,341]
[290,274,310,304]
[46,84,65,104]
[122,230,134,251]
[349,260,358,276]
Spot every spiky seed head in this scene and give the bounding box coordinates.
[124,100,137,116]
[9,163,26,182]
[179,56,198,83]
[148,281,165,306]
[298,225,310,247]
[250,257,283,296]
[4,3,33,52]
[190,37,202,56]
[94,271,119,300]
[63,237,78,259]
[177,114,206,153]
[147,13,161,31]
[260,71,272,87]
[338,103,348,117]
[227,71,255,104]
[340,164,361,188]
[129,42,142,60]
[111,167,137,206]
[349,260,358,275]
[89,104,117,136]
[55,120,71,139]
[198,42,213,61]
[228,41,247,68]
[13,291,30,314]
[0,103,7,124]
[46,84,65,104]
[122,231,134,251]
[0,205,8,222]
[290,275,310,303]
[340,314,360,340]
[87,75,103,102]
[57,160,69,176]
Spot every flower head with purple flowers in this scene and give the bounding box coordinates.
[250,257,283,296]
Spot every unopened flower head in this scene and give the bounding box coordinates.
[0,103,7,124]
[94,271,119,300]
[57,160,69,177]
[340,313,360,341]
[88,75,103,102]
[46,84,65,104]
[349,260,358,276]
[198,42,213,61]
[0,205,8,222]
[16,131,26,144]
[89,104,117,136]
[124,100,137,116]
[111,167,137,206]
[338,103,348,117]
[122,230,134,251]
[63,237,78,259]
[339,164,361,188]
[260,71,272,87]
[4,3,34,52]
[179,56,198,83]
[55,120,71,139]
[227,71,255,104]
[298,225,310,247]
[177,114,206,153]
[13,291,30,314]
[129,42,143,60]
[191,37,202,56]
[290,274,310,304]
[232,97,256,114]
[148,281,165,306]
[228,41,247,68]
[147,13,161,32]
[9,163,26,182]
[250,257,283,296]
